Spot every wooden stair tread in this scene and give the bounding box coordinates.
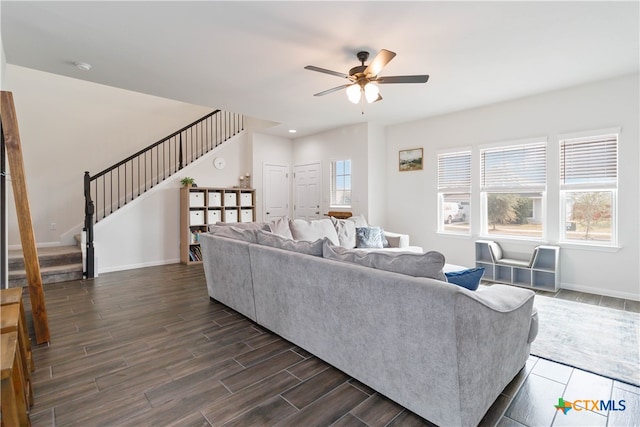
[9,263,83,277]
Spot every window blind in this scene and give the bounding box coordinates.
[481,142,546,189]
[437,151,471,190]
[560,135,617,185]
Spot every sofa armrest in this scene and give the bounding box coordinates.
[471,284,535,312]
[384,231,409,248]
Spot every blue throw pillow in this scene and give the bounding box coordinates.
[444,267,485,291]
[355,227,388,248]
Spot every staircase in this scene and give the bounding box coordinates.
[8,245,83,288]
[83,109,244,278]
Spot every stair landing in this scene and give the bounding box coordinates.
[8,246,83,288]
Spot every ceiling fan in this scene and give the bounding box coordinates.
[304,49,429,105]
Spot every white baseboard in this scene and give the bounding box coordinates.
[8,241,65,250]
[561,281,640,302]
[97,258,181,275]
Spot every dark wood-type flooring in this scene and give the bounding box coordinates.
[18,264,640,426]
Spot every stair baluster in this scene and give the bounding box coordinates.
[82,110,243,278]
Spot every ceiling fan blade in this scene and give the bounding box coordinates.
[304,65,349,79]
[376,75,430,84]
[313,84,352,97]
[364,49,396,77]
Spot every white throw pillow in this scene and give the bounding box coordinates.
[290,218,340,246]
[330,217,357,248]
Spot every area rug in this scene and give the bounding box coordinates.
[530,295,640,386]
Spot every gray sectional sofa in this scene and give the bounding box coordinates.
[200,222,538,427]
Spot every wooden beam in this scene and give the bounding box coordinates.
[1,91,50,344]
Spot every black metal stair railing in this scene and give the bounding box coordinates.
[83,110,244,278]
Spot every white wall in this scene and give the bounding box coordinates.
[293,123,370,219]
[4,65,213,247]
[366,122,387,226]
[386,74,640,300]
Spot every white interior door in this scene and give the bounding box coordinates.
[263,164,289,221]
[294,163,321,220]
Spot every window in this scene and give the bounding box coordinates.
[330,159,351,207]
[560,133,617,245]
[481,141,547,238]
[437,151,471,233]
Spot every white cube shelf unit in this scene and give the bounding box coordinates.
[475,240,560,292]
[180,187,256,264]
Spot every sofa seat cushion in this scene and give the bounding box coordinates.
[290,218,340,246]
[256,229,325,256]
[444,267,485,291]
[322,241,446,281]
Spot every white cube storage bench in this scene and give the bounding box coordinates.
[475,240,559,292]
[180,187,256,264]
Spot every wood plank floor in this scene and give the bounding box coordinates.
[18,264,639,427]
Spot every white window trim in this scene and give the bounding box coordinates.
[557,127,621,142]
[437,148,472,235]
[479,190,548,241]
[558,131,619,247]
[559,189,618,247]
[330,159,352,208]
[479,138,548,240]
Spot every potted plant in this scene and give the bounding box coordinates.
[180,177,195,187]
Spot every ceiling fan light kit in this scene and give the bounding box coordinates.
[305,49,429,108]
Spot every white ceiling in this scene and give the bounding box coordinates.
[2,1,638,138]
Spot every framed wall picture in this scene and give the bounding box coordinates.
[399,148,423,172]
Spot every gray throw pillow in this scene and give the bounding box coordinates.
[290,218,340,246]
[256,229,325,256]
[331,217,357,248]
[323,240,446,281]
[209,225,258,243]
[355,226,388,249]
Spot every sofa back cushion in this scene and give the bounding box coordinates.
[322,241,446,281]
[256,229,325,256]
[213,221,269,231]
[290,218,340,246]
[265,216,294,240]
[209,225,258,243]
[347,214,369,228]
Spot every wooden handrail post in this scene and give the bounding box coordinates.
[1,91,50,344]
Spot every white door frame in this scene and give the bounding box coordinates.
[263,163,290,220]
